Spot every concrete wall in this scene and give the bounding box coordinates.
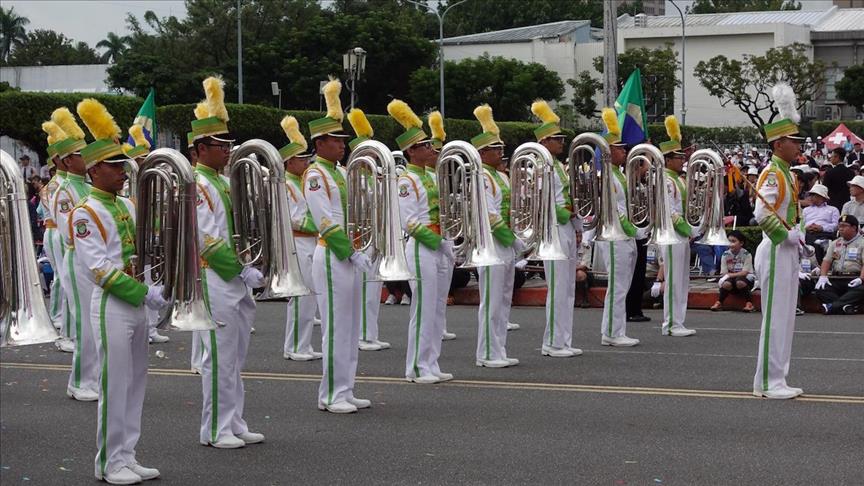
[0,64,112,93]
[813,40,864,120]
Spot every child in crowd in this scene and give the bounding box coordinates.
[710,230,756,312]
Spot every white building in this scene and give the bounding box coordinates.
[0,64,112,93]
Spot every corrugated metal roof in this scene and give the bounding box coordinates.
[813,8,864,32]
[442,20,590,45]
[619,8,834,29]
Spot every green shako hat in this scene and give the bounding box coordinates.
[601,107,624,146]
[428,111,445,150]
[309,78,349,139]
[763,83,804,143]
[659,115,683,156]
[346,108,374,151]
[387,99,428,151]
[279,115,311,161]
[50,107,88,159]
[531,100,562,142]
[76,98,128,168]
[471,104,503,150]
[191,76,234,142]
[123,123,151,159]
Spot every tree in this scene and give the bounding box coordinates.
[408,55,564,121]
[0,6,29,62]
[688,0,800,14]
[694,43,828,131]
[6,29,100,66]
[96,32,130,63]
[836,64,864,113]
[567,71,602,119]
[594,44,680,122]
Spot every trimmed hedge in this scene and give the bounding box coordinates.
[810,120,864,139]
[646,123,763,146]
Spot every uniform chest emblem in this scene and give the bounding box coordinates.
[399,184,410,198]
[74,219,91,238]
[308,178,321,192]
[765,173,778,187]
[59,200,72,213]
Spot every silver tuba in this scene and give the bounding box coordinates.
[346,140,413,281]
[136,148,218,331]
[567,132,628,241]
[686,149,731,246]
[436,140,503,267]
[229,139,310,299]
[509,142,566,260]
[0,150,60,346]
[626,144,687,246]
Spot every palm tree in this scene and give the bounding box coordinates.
[0,6,29,62]
[96,31,129,63]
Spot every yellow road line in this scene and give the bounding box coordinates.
[3,361,862,405]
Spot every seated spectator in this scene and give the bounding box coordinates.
[803,183,840,262]
[693,237,727,277]
[574,231,593,308]
[841,175,864,224]
[813,215,864,315]
[710,230,755,312]
[797,245,820,316]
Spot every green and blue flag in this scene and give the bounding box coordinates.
[614,69,648,145]
[128,88,157,147]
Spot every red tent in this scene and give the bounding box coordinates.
[823,123,864,150]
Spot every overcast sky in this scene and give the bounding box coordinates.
[5,1,187,48]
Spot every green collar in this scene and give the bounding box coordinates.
[286,172,302,184]
[66,171,86,182]
[90,187,117,203]
[315,156,336,168]
[195,163,220,177]
[407,163,425,175]
[57,170,68,177]
[770,154,790,169]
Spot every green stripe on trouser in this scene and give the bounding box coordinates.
[762,244,777,392]
[607,242,615,336]
[200,271,219,443]
[666,246,674,335]
[293,298,300,353]
[325,249,335,405]
[484,267,491,360]
[412,239,423,376]
[97,292,109,476]
[548,262,556,346]
[68,251,82,386]
[361,271,368,340]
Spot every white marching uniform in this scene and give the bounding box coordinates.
[398,164,446,378]
[42,173,66,327]
[752,156,801,395]
[428,166,454,339]
[284,172,320,356]
[53,172,100,395]
[303,157,363,407]
[661,168,693,335]
[69,188,148,479]
[599,165,638,338]
[477,165,517,362]
[194,164,257,444]
[542,159,582,351]
[360,260,384,343]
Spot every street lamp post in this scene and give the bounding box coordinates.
[407,0,467,117]
[670,0,686,125]
[237,0,243,104]
[271,81,281,109]
[343,47,367,110]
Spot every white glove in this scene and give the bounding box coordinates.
[785,227,802,247]
[349,252,373,273]
[635,226,649,240]
[798,272,811,281]
[717,274,730,287]
[144,285,169,311]
[512,238,527,256]
[815,275,831,290]
[515,259,528,270]
[848,277,863,288]
[240,265,265,288]
[440,239,455,262]
[650,281,661,298]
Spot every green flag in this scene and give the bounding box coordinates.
[128,88,157,147]
[614,69,647,145]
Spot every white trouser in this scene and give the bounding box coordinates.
[64,250,99,393]
[661,242,690,334]
[44,227,65,325]
[143,265,162,339]
[90,287,148,479]
[753,238,799,393]
[476,242,515,361]
[543,222,578,349]
[199,268,256,444]
[313,245,362,406]
[360,256,383,342]
[405,238,445,378]
[284,237,318,355]
[599,239,637,338]
[435,250,455,336]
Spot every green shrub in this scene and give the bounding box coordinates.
[810,120,864,139]
[647,123,763,146]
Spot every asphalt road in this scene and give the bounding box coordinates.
[2,304,862,485]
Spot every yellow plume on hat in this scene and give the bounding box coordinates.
[77,98,121,141]
[122,142,134,153]
[347,109,374,138]
[51,107,85,141]
[387,99,422,130]
[664,115,681,143]
[531,99,559,125]
[203,76,229,123]
[601,107,620,138]
[194,101,209,120]
[322,78,343,122]
[42,121,67,145]
[129,124,150,149]
[280,115,307,151]
[473,104,499,136]
[428,111,445,142]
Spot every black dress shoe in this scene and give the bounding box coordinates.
[627,315,651,322]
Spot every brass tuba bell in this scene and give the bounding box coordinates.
[509,142,567,260]
[686,149,731,246]
[626,143,687,246]
[567,132,629,241]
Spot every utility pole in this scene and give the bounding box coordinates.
[603,0,619,107]
[670,0,687,125]
[237,0,243,104]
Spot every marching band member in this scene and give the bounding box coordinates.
[71,98,168,484]
[472,104,522,368]
[124,125,171,345]
[657,116,697,337]
[40,121,68,333]
[428,112,457,342]
[389,100,452,383]
[752,84,806,399]
[531,100,583,358]
[346,108,390,352]
[280,115,322,361]
[191,76,265,446]
[598,108,641,347]
[50,106,102,399]
[304,79,373,413]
